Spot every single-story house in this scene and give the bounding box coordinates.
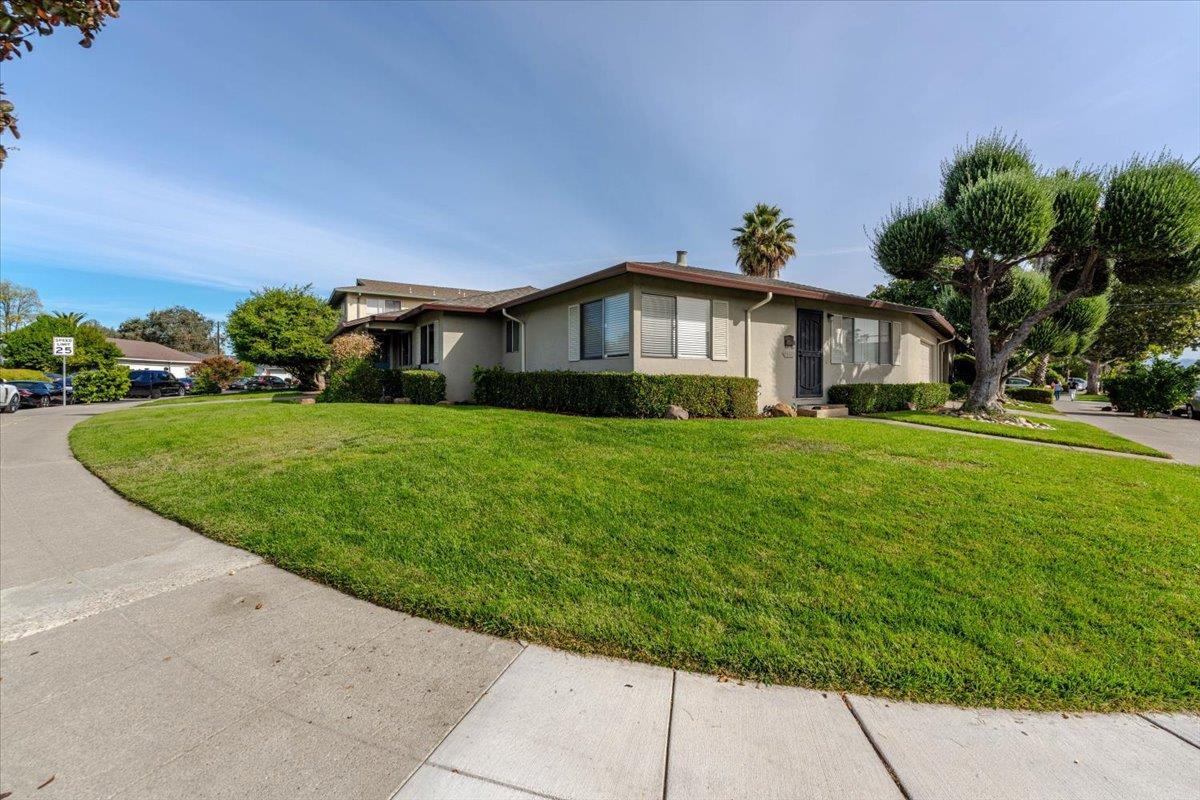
[108,338,202,379]
[329,253,956,408]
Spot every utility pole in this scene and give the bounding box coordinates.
[214,320,223,354]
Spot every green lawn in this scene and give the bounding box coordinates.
[70,402,1200,711]
[152,390,300,406]
[1076,393,1109,402]
[1003,399,1061,415]
[875,410,1167,457]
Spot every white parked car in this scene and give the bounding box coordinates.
[1005,377,1032,388]
[0,381,19,413]
[1186,386,1200,421]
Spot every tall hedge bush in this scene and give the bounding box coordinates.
[72,367,131,403]
[1008,386,1054,404]
[381,369,446,404]
[827,382,950,414]
[1104,359,1200,417]
[322,358,383,403]
[472,368,758,418]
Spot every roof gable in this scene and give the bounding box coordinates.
[107,338,203,363]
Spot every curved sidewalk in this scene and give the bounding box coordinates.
[1,403,1197,800]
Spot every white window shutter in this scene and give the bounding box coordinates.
[676,297,711,359]
[567,304,580,362]
[891,320,902,365]
[711,299,729,361]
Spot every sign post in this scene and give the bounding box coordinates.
[52,337,74,406]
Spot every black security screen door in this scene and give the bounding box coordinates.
[795,309,823,397]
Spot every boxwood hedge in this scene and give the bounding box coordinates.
[472,367,758,418]
[827,382,950,414]
[1008,386,1054,404]
[381,369,446,404]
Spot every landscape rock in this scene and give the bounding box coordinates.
[393,397,412,404]
[765,403,797,418]
[435,400,452,406]
[663,404,689,420]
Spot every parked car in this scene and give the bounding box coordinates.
[1186,386,1200,421]
[228,377,253,391]
[1005,377,1032,388]
[0,381,20,413]
[177,376,195,393]
[49,376,75,404]
[127,370,184,399]
[249,375,290,390]
[9,380,58,407]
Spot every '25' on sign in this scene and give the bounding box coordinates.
[53,337,75,356]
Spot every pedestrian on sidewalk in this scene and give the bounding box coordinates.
[1053,380,1062,401]
[1068,382,1078,402]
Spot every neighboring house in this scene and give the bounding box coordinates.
[108,338,202,379]
[330,253,956,408]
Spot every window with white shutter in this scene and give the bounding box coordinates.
[603,293,630,356]
[676,296,711,359]
[568,304,580,361]
[641,293,676,357]
[711,299,729,361]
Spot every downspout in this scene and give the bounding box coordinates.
[935,334,957,382]
[744,292,774,378]
[501,307,525,372]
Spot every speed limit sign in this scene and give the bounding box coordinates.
[53,336,75,356]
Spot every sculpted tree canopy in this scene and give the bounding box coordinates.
[0,0,120,164]
[732,204,797,279]
[117,306,216,354]
[226,285,338,390]
[873,133,1200,412]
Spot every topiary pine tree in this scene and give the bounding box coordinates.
[872,133,1200,412]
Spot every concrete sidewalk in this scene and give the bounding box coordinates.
[2,403,1197,799]
[1053,398,1200,464]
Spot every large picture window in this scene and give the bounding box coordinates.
[831,316,893,365]
[579,293,630,359]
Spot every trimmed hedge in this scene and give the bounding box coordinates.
[73,367,131,403]
[0,367,50,381]
[472,367,758,418]
[828,382,951,414]
[1008,387,1054,404]
[381,369,446,405]
[322,358,383,403]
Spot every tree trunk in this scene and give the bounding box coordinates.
[1031,354,1050,387]
[962,278,1005,413]
[1085,360,1103,394]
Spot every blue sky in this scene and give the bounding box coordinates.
[2,1,1198,343]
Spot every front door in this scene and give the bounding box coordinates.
[795,309,823,398]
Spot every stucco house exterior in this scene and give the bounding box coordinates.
[108,338,202,379]
[329,254,955,408]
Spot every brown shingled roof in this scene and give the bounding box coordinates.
[108,338,203,363]
[330,278,486,302]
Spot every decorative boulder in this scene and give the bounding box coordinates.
[663,404,689,420]
[393,397,412,404]
[765,403,797,418]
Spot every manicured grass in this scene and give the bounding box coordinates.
[152,390,300,406]
[1003,399,1061,415]
[70,402,1200,711]
[1076,393,1109,402]
[875,410,1168,457]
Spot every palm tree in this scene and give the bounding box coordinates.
[731,204,797,279]
[50,311,87,325]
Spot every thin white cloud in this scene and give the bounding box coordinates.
[0,146,485,293]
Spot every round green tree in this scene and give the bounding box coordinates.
[873,133,1200,412]
[226,286,338,390]
[0,313,121,371]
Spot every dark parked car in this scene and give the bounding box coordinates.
[228,377,253,391]
[248,375,290,390]
[9,380,58,408]
[49,376,75,403]
[127,370,184,399]
[177,376,195,393]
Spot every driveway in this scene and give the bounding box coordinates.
[1054,399,1200,464]
[2,403,1198,799]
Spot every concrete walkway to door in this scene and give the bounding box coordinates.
[1,403,1198,799]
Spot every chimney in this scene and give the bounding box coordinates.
[675,250,688,267]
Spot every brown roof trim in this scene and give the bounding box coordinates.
[494,262,956,338]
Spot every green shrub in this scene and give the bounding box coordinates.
[827,382,951,414]
[1045,367,1065,386]
[0,367,50,381]
[322,358,383,403]
[73,367,131,403]
[950,353,976,384]
[472,367,758,418]
[1008,387,1054,404]
[381,369,446,405]
[949,380,969,400]
[1104,359,1200,417]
